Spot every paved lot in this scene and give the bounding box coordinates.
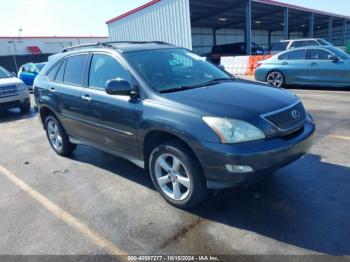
[0,89,349,257]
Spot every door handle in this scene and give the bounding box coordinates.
[311,62,317,67]
[81,94,92,102]
[48,87,55,93]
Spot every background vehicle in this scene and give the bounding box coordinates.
[209,42,265,64]
[34,42,315,208]
[255,46,350,87]
[270,38,333,55]
[0,66,31,113]
[18,62,47,90]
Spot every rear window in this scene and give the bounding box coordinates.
[47,62,62,81]
[271,42,289,51]
[63,54,88,86]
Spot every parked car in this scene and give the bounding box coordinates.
[18,62,47,90]
[270,38,333,55]
[209,42,265,64]
[0,66,31,113]
[34,42,315,208]
[255,46,350,88]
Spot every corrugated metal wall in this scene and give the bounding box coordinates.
[108,0,192,49]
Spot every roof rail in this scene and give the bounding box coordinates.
[61,41,171,52]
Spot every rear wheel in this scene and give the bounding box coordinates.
[45,115,76,156]
[149,141,207,208]
[266,71,285,87]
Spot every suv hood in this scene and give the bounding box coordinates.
[0,77,23,86]
[160,80,299,121]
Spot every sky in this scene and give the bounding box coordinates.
[0,0,349,37]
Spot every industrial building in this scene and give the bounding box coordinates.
[106,0,350,55]
[0,36,108,56]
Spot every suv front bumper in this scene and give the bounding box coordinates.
[194,121,315,189]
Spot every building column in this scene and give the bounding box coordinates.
[342,19,347,46]
[213,28,217,46]
[245,0,252,55]
[268,30,272,48]
[328,16,333,42]
[283,7,289,40]
[309,13,314,38]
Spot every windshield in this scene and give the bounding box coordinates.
[0,66,12,79]
[329,47,350,60]
[124,48,231,92]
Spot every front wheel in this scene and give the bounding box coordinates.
[266,71,285,87]
[149,141,208,209]
[19,101,31,113]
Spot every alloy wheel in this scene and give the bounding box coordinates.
[267,71,284,87]
[154,153,191,201]
[47,120,63,151]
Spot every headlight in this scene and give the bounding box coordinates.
[17,84,27,91]
[203,117,265,144]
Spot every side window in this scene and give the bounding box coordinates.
[56,60,66,82]
[304,40,318,47]
[290,41,304,48]
[47,61,62,81]
[287,49,306,60]
[63,54,88,86]
[89,54,131,89]
[307,49,331,60]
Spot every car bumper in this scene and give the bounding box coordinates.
[194,121,315,189]
[0,98,30,110]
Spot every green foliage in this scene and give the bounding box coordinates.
[347,42,350,54]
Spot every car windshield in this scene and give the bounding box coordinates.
[271,42,289,51]
[0,66,12,79]
[35,63,46,71]
[124,48,231,93]
[329,47,350,60]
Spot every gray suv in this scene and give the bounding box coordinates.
[34,42,315,208]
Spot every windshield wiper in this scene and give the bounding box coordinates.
[159,78,233,94]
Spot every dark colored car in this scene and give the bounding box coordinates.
[34,42,315,208]
[209,42,265,64]
[18,62,47,90]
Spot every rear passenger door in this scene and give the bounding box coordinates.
[50,53,91,140]
[282,49,309,84]
[80,52,140,159]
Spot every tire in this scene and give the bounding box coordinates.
[266,71,285,88]
[44,115,77,156]
[19,101,31,113]
[149,140,207,209]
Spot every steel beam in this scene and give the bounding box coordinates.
[283,7,289,40]
[246,0,252,55]
[342,19,347,46]
[328,16,333,42]
[309,13,315,38]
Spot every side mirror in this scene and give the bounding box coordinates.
[105,78,133,96]
[328,55,340,62]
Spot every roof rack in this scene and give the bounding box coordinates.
[62,41,171,52]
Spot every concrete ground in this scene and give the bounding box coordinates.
[0,89,349,257]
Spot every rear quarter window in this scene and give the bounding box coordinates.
[63,54,88,86]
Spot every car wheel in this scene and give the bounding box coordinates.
[266,71,285,87]
[149,140,208,208]
[45,115,76,156]
[19,101,31,113]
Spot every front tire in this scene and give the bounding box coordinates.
[19,101,31,113]
[266,71,285,87]
[45,115,76,156]
[149,141,207,208]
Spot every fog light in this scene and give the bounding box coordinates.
[225,164,254,174]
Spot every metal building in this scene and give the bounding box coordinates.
[106,0,350,55]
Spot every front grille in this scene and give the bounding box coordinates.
[0,85,17,98]
[263,102,306,131]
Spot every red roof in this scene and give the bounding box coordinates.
[27,46,42,54]
[106,0,350,24]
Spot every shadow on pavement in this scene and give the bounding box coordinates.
[72,147,350,255]
[0,108,36,124]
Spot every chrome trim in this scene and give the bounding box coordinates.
[261,100,306,132]
[62,113,134,136]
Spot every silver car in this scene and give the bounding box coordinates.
[255,46,350,88]
[0,66,30,113]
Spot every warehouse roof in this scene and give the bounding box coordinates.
[106,0,350,32]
